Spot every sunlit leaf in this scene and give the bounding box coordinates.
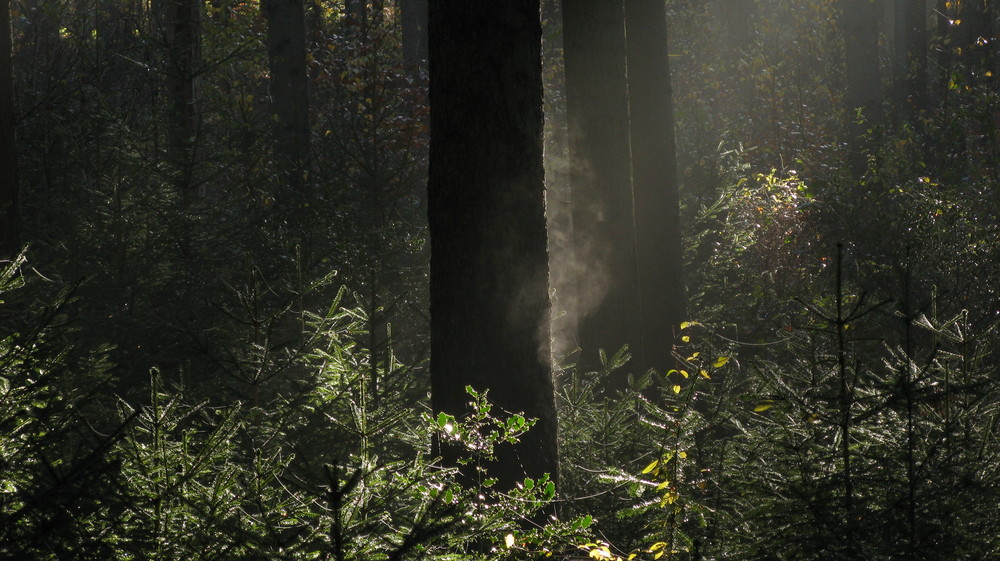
[672,385,682,394]
[505,533,515,548]
[713,356,730,368]
[642,459,659,474]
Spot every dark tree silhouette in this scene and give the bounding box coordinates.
[625,0,685,374]
[563,0,640,379]
[427,0,558,492]
[894,0,928,116]
[263,0,310,194]
[162,0,202,199]
[841,0,881,174]
[0,0,16,258]
[400,0,428,71]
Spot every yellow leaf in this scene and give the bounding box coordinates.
[713,356,730,368]
[754,404,772,412]
[700,369,711,379]
[642,459,659,474]
[679,451,687,459]
[672,385,682,394]
[649,542,668,552]
[590,546,613,560]
[680,321,698,329]
[680,370,689,378]
[505,534,515,548]
[681,335,690,342]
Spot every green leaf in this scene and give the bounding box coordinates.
[523,477,535,490]
[543,480,555,500]
[712,356,730,367]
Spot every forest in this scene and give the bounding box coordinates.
[1,0,999,559]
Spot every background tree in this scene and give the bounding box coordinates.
[427,0,558,492]
[0,0,16,258]
[841,0,882,174]
[399,0,428,71]
[563,0,639,378]
[893,0,928,116]
[624,0,686,375]
[262,0,311,196]
[162,0,202,199]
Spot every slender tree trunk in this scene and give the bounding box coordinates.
[841,0,882,175]
[263,0,311,195]
[624,0,685,374]
[894,0,928,117]
[346,0,367,31]
[0,0,17,258]
[954,0,991,78]
[428,0,557,496]
[399,0,428,71]
[563,0,640,379]
[162,0,201,200]
[717,0,756,56]
[933,0,953,105]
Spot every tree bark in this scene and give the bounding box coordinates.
[625,0,685,374]
[563,0,640,379]
[263,0,311,195]
[0,0,18,259]
[427,0,558,493]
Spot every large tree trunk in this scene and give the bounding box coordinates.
[625,0,685,375]
[263,0,310,195]
[427,0,557,494]
[0,0,17,259]
[563,0,640,380]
